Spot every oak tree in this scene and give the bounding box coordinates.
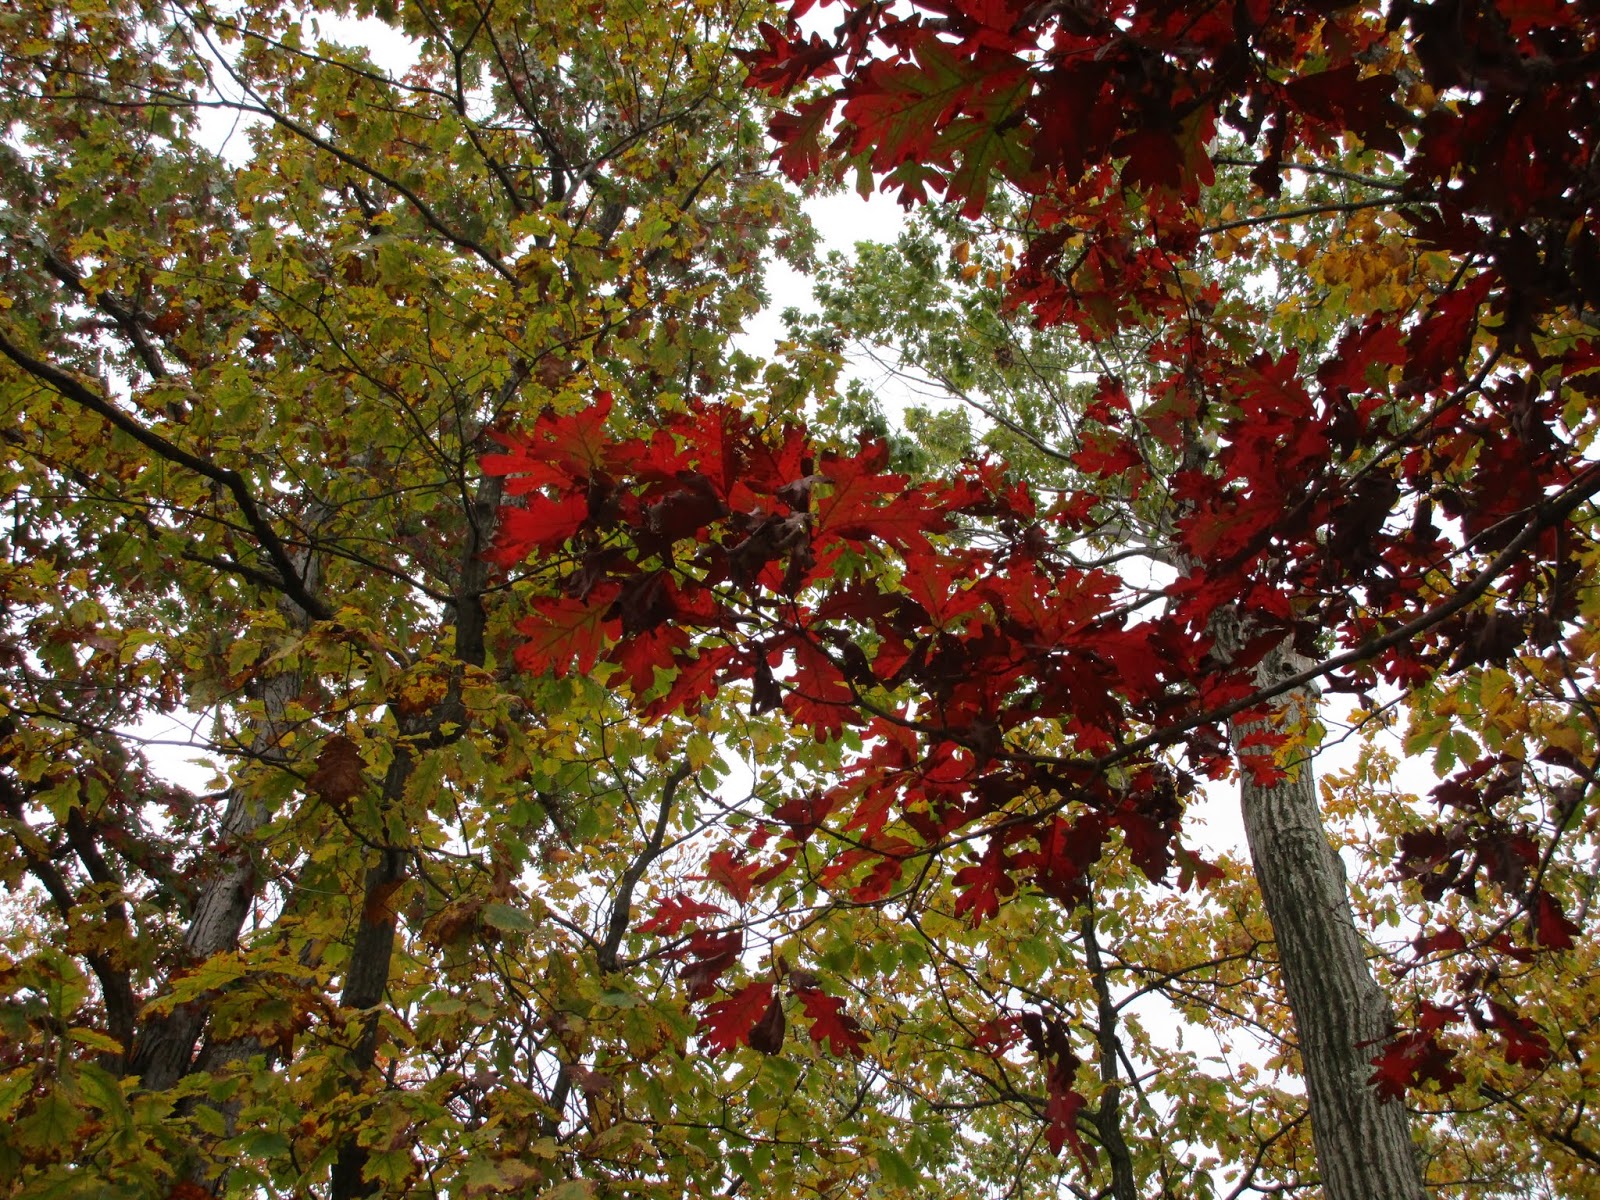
[491,1,1600,1197]
[0,0,844,1197]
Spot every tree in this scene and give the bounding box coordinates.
[0,0,848,1196]
[490,1,1600,1196]
[6,0,1599,1197]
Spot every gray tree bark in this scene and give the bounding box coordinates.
[129,531,327,1092]
[1231,642,1425,1200]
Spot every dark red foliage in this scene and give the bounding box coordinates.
[489,0,1599,1113]
[1020,1011,1092,1163]
[636,894,725,936]
[700,982,775,1056]
[1369,1001,1466,1101]
[747,988,788,1055]
[795,985,870,1058]
[740,0,1600,346]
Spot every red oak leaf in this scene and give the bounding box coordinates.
[738,22,840,97]
[769,96,837,182]
[747,989,787,1055]
[699,982,775,1056]
[680,929,742,1000]
[512,585,621,677]
[813,444,946,553]
[771,789,836,843]
[1071,430,1143,478]
[608,625,691,696]
[1486,1001,1551,1069]
[637,893,725,936]
[1534,890,1581,951]
[645,644,743,719]
[1412,926,1467,957]
[1045,1080,1091,1164]
[783,638,859,742]
[952,840,1018,926]
[489,493,591,564]
[1405,275,1493,381]
[487,392,627,490]
[1369,1028,1465,1101]
[699,846,764,905]
[795,987,869,1058]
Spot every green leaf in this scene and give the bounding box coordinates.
[16,1093,84,1151]
[537,1182,597,1200]
[0,1069,34,1122]
[877,1146,918,1189]
[481,902,537,933]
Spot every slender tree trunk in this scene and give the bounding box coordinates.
[129,538,326,1090]
[1231,641,1425,1200]
[1081,910,1139,1200]
[330,469,504,1200]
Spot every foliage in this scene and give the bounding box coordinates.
[491,0,1600,1194]
[5,0,1600,1197]
[0,0,881,1196]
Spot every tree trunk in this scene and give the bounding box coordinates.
[129,608,318,1091]
[1231,642,1425,1200]
[329,469,505,1200]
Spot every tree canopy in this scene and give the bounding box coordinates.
[2,0,1599,1198]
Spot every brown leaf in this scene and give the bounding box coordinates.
[569,1065,616,1095]
[422,897,486,948]
[307,735,365,807]
[747,991,786,1055]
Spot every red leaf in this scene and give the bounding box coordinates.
[1021,1012,1093,1164]
[795,987,869,1058]
[1286,66,1406,157]
[1116,809,1175,884]
[1487,1000,1551,1069]
[747,990,787,1055]
[646,644,742,719]
[952,840,1018,926]
[771,788,836,843]
[637,894,725,936]
[1418,1000,1460,1033]
[489,493,591,564]
[1534,890,1580,951]
[973,1015,1024,1056]
[769,97,836,182]
[901,551,987,630]
[1020,814,1104,906]
[487,392,624,489]
[1071,430,1143,478]
[1114,129,1184,192]
[699,847,764,905]
[1317,316,1408,395]
[849,848,910,903]
[813,445,946,553]
[1369,1028,1465,1101]
[1405,275,1492,381]
[738,22,839,97]
[1045,1080,1091,1164]
[783,638,859,742]
[700,982,774,1056]
[512,585,621,677]
[1412,926,1467,957]
[680,929,741,1000]
[481,442,569,496]
[541,391,620,480]
[608,625,691,696]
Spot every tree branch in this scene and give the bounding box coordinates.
[0,330,332,622]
